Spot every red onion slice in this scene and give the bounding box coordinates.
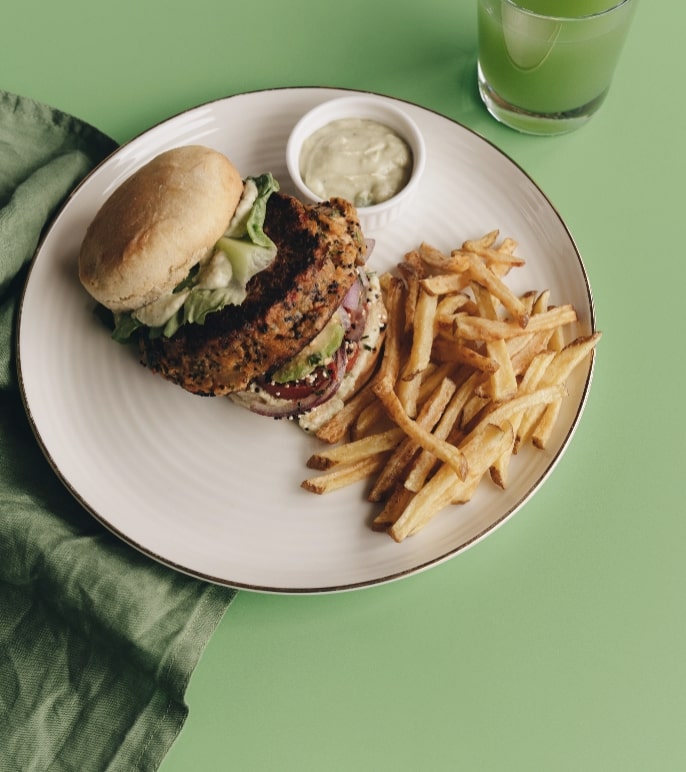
[236,345,348,419]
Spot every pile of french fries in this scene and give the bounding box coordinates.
[302,231,600,543]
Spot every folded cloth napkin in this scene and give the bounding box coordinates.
[0,91,237,772]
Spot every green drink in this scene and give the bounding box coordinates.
[515,0,621,14]
[477,0,636,134]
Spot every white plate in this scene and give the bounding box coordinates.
[17,88,596,593]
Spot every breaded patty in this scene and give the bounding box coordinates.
[138,193,365,396]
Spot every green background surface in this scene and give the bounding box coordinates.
[3,2,683,770]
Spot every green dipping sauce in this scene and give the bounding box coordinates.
[299,118,412,208]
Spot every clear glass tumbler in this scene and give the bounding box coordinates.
[477,0,637,135]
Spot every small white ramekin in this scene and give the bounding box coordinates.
[286,94,426,232]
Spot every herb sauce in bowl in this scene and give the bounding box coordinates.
[299,118,413,208]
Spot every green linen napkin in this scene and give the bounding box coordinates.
[0,91,237,771]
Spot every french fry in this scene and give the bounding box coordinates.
[531,398,563,449]
[402,248,428,278]
[375,276,405,387]
[306,427,404,470]
[462,229,500,252]
[389,422,514,542]
[454,304,578,342]
[472,282,517,402]
[415,362,455,401]
[396,287,439,416]
[490,350,555,484]
[421,273,468,297]
[314,380,378,444]
[369,376,457,501]
[405,371,482,492]
[301,454,390,495]
[416,242,469,275]
[509,329,556,376]
[463,252,530,328]
[453,243,525,275]
[432,338,499,373]
[468,382,567,437]
[539,333,601,388]
[402,287,438,380]
[516,333,600,448]
[397,260,421,335]
[372,375,468,481]
[300,229,601,543]
[351,404,388,439]
[372,484,415,531]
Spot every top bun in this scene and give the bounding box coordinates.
[78,145,244,312]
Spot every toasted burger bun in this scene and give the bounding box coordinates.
[78,145,243,313]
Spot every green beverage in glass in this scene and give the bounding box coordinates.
[477,0,637,134]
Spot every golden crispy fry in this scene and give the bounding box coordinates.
[548,325,565,353]
[472,282,518,402]
[306,427,404,470]
[509,329,556,376]
[301,454,390,495]
[532,289,551,314]
[462,230,499,252]
[464,253,530,328]
[389,422,514,542]
[452,245,525,274]
[539,333,601,388]
[300,230,601,543]
[405,371,482,492]
[372,484,415,530]
[314,380,378,444]
[416,242,467,274]
[415,362,455,400]
[455,304,578,342]
[351,400,390,440]
[369,377,458,501]
[396,288,439,417]
[432,338,499,373]
[373,375,468,481]
[479,338,516,402]
[402,248,429,278]
[531,398,563,449]
[375,276,405,387]
[516,333,601,448]
[470,382,567,436]
[484,338,517,402]
[490,350,555,483]
[421,273,469,296]
[436,292,475,319]
[355,364,451,448]
[397,260,421,335]
[461,390,490,428]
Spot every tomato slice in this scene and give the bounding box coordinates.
[259,357,340,401]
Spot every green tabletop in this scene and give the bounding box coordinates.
[3,2,683,770]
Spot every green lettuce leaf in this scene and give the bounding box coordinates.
[226,173,280,247]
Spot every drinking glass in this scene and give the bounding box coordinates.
[477,0,637,135]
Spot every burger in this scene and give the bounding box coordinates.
[78,144,387,428]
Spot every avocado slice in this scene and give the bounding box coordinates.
[271,315,345,384]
